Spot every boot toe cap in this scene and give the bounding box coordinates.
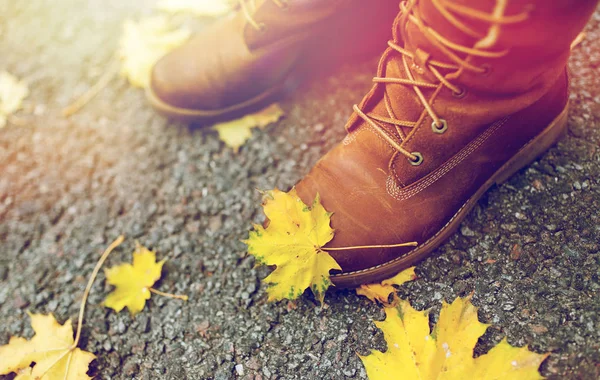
[294,144,421,285]
[149,49,221,112]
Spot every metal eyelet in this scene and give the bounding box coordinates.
[408,152,424,166]
[257,22,267,32]
[431,119,448,134]
[452,87,466,99]
[480,64,492,77]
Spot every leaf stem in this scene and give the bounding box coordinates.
[570,32,586,50]
[149,288,189,301]
[73,235,125,349]
[61,59,119,117]
[321,242,418,251]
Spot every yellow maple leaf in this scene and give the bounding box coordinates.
[118,16,190,88]
[356,267,416,304]
[213,104,284,153]
[0,313,95,380]
[156,0,233,17]
[103,242,166,316]
[360,297,548,380]
[0,71,29,128]
[244,188,341,303]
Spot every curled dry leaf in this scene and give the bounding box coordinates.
[360,297,548,380]
[245,188,341,303]
[118,16,190,88]
[156,0,233,17]
[356,267,416,305]
[0,313,95,380]
[0,71,29,128]
[213,104,285,153]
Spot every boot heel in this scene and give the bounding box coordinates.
[494,104,569,185]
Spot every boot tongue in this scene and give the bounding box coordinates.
[358,0,493,138]
[366,55,424,139]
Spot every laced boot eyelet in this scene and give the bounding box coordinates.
[408,152,424,166]
[479,64,492,77]
[452,87,467,99]
[431,119,448,134]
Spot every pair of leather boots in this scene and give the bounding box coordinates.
[148,0,598,287]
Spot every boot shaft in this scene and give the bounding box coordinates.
[348,0,598,178]
[401,0,599,94]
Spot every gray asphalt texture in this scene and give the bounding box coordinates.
[1,1,600,379]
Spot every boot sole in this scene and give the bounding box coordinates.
[146,82,286,126]
[331,103,570,288]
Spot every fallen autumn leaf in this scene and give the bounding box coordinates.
[0,71,29,128]
[0,313,96,380]
[245,188,341,303]
[360,296,548,380]
[356,267,417,305]
[118,16,190,88]
[104,242,188,316]
[156,0,233,17]
[213,103,285,153]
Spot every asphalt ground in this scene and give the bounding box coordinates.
[1,1,599,379]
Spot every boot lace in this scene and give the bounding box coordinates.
[350,0,530,165]
[240,0,289,31]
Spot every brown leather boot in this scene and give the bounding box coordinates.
[295,0,598,287]
[147,0,399,124]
